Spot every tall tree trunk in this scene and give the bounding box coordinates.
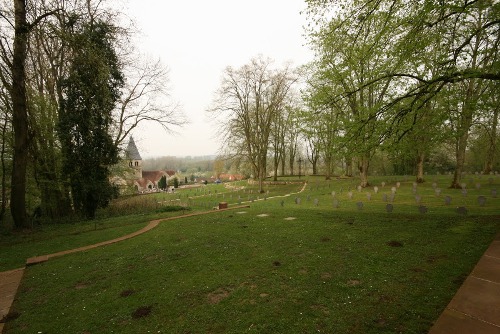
[345,157,353,177]
[10,0,29,228]
[324,153,332,180]
[0,113,8,221]
[483,106,498,175]
[358,155,370,187]
[416,151,425,183]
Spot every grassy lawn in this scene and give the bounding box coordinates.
[2,175,499,333]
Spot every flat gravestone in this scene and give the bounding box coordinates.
[356,202,363,210]
[477,196,486,207]
[314,199,319,206]
[366,193,372,201]
[492,189,498,198]
[373,186,379,194]
[284,217,296,221]
[418,205,428,214]
[435,188,442,196]
[456,206,468,215]
[386,204,394,213]
[333,199,340,208]
[347,191,353,199]
[257,214,269,217]
[444,196,452,205]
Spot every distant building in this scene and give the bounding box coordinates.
[122,137,177,192]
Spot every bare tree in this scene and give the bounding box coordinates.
[113,56,185,149]
[209,56,298,192]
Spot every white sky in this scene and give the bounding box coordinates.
[123,0,314,158]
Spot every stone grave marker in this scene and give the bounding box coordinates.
[432,182,437,189]
[415,195,422,204]
[461,189,467,197]
[357,185,362,192]
[444,196,452,205]
[307,195,311,201]
[418,205,428,214]
[389,193,395,202]
[381,181,386,187]
[295,197,301,205]
[348,191,353,199]
[314,199,319,206]
[492,189,497,198]
[391,187,397,194]
[456,206,468,215]
[396,182,401,188]
[373,186,379,194]
[333,199,340,208]
[477,196,486,207]
[331,191,336,197]
[386,204,394,213]
[412,188,417,195]
[435,188,442,196]
[356,202,363,210]
[383,194,388,202]
[366,193,372,201]
[461,183,466,189]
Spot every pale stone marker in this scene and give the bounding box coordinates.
[356,202,363,210]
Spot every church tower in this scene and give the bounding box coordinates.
[125,136,142,178]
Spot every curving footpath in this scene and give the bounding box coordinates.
[0,205,249,333]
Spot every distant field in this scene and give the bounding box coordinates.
[2,175,499,333]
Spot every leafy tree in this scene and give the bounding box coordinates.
[58,20,123,219]
[173,177,179,189]
[158,175,167,190]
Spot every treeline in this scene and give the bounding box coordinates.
[142,156,216,174]
[0,0,184,228]
[209,1,499,191]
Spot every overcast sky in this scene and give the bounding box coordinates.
[123,0,314,158]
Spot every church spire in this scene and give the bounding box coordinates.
[126,136,142,160]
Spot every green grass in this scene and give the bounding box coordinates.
[2,175,500,333]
